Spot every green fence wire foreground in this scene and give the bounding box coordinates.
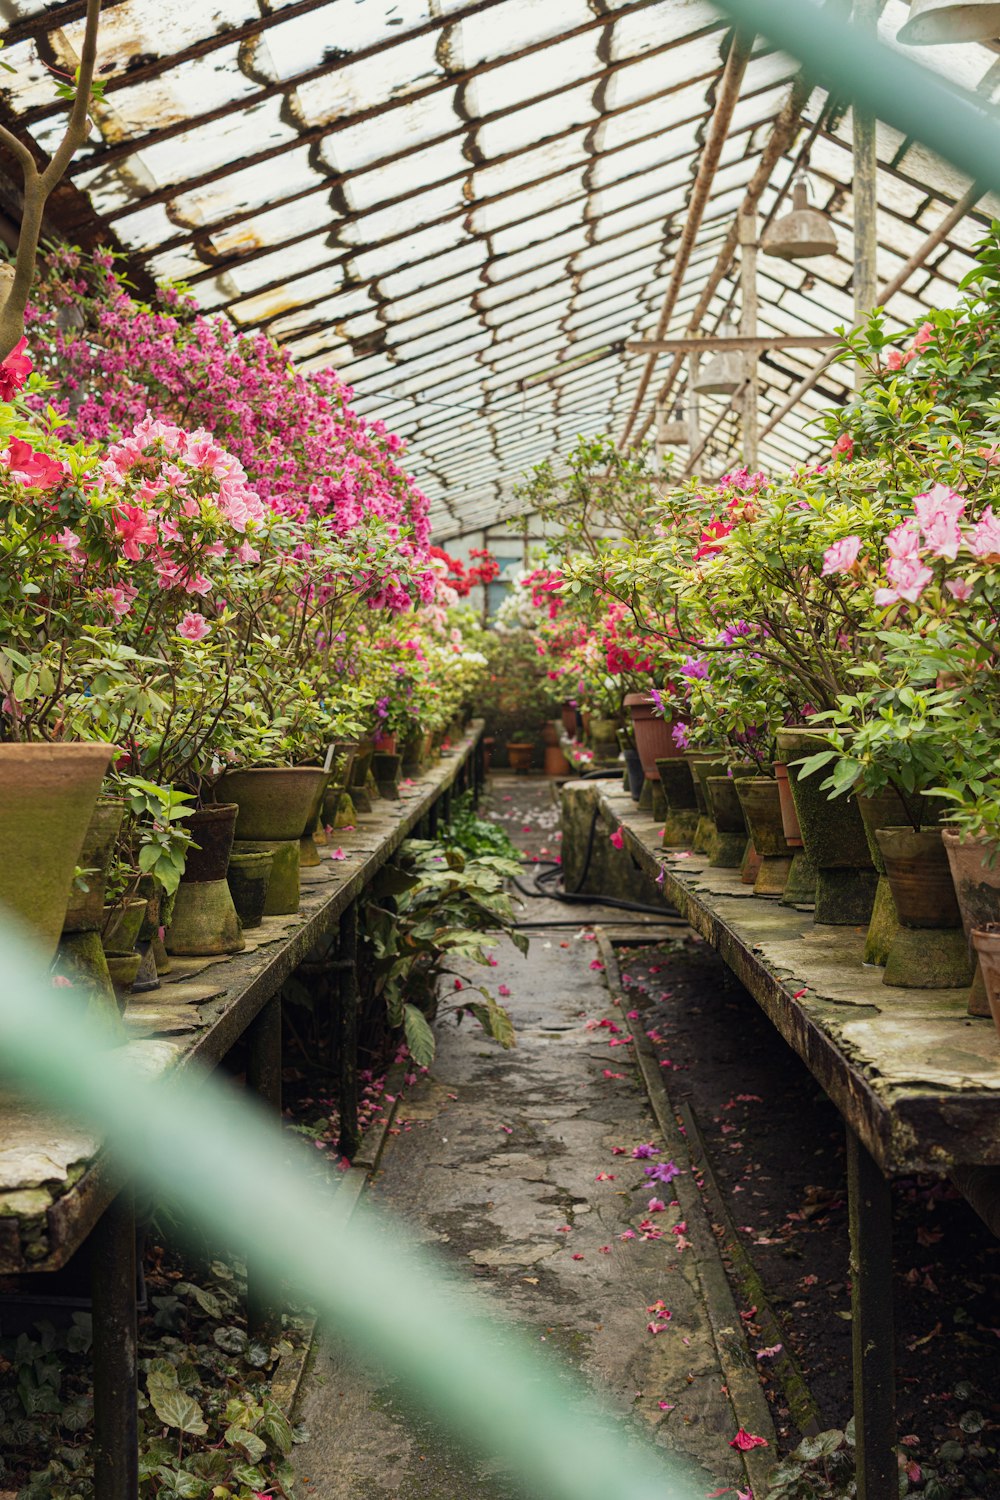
[0,917,697,1500]
[714,0,1000,201]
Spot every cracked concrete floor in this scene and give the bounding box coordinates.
[293,778,748,1499]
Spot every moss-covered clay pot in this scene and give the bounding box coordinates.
[705,776,750,869]
[166,878,245,957]
[735,778,793,897]
[776,728,877,926]
[855,790,933,967]
[53,930,123,1037]
[183,803,239,882]
[63,798,125,934]
[875,827,972,989]
[219,767,329,842]
[299,772,332,866]
[970,927,1000,1039]
[656,758,699,848]
[102,898,148,956]
[942,831,1000,1017]
[351,741,377,811]
[0,741,113,964]
[106,951,142,996]
[774,762,817,908]
[373,751,403,801]
[685,753,726,857]
[232,838,300,916]
[227,849,273,930]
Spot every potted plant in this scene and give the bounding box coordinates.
[506,731,535,774]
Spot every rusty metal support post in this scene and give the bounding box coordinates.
[337,901,361,1160]
[91,1187,138,1500]
[846,1126,896,1500]
[247,995,282,1337]
[739,208,759,469]
[852,0,879,388]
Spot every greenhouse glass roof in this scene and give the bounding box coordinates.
[0,0,998,538]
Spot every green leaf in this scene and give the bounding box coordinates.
[224,1423,267,1462]
[403,1003,436,1066]
[213,1325,248,1356]
[147,1378,208,1437]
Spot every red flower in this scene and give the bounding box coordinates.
[831,432,854,461]
[3,436,64,490]
[693,516,734,560]
[0,337,32,401]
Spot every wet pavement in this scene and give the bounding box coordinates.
[293,777,749,1498]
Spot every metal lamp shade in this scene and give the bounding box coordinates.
[898,0,1000,44]
[762,176,838,260]
[693,323,743,396]
[658,403,689,445]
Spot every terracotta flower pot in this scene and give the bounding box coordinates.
[182,803,239,883]
[544,744,571,777]
[219,766,330,841]
[623,747,645,801]
[625,693,682,780]
[374,731,397,754]
[63,798,125,934]
[856,790,936,967]
[542,722,560,748]
[735,778,794,897]
[875,827,972,989]
[942,830,1000,1016]
[561,704,578,737]
[0,741,113,963]
[685,752,726,856]
[776,728,877,926]
[507,742,534,774]
[970,926,1000,1039]
[300,771,333,863]
[773,764,802,847]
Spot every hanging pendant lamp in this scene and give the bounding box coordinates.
[693,323,743,396]
[897,0,1000,44]
[762,174,838,260]
[658,401,689,446]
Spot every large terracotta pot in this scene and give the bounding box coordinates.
[63,798,125,934]
[625,693,682,780]
[942,830,1000,1015]
[507,742,534,774]
[735,778,794,897]
[561,704,578,738]
[773,763,802,847]
[875,827,972,989]
[0,742,112,963]
[219,767,329,841]
[856,790,938,967]
[970,927,1000,1039]
[705,775,750,870]
[776,728,876,926]
[182,803,239,883]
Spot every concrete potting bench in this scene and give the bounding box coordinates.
[0,723,484,1498]
[568,778,1000,1500]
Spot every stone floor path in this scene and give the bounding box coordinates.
[294,778,750,1499]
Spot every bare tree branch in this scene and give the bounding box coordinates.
[0,0,102,361]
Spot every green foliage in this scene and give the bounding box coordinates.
[478,630,561,742]
[364,837,524,1062]
[511,432,661,554]
[442,794,519,864]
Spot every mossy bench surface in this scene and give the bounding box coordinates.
[596,784,1000,1176]
[0,725,482,1274]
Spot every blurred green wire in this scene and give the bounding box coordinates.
[0,919,698,1500]
[713,0,1000,198]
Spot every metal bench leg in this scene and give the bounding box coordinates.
[473,738,485,802]
[427,798,439,839]
[337,902,360,1161]
[92,1187,138,1500]
[442,785,453,826]
[847,1127,897,1500]
[247,995,282,1337]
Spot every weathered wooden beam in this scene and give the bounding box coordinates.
[618,27,754,448]
[628,333,839,352]
[852,0,879,389]
[739,207,759,468]
[632,72,814,446]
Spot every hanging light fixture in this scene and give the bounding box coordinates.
[693,322,743,396]
[897,0,1000,44]
[761,173,838,260]
[657,400,689,446]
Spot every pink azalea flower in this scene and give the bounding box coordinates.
[730,1429,769,1451]
[177,611,210,641]
[609,825,624,849]
[647,1197,667,1213]
[946,577,973,602]
[115,504,158,560]
[2,436,64,490]
[329,848,346,861]
[831,431,853,460]
[53,526,80,550]
[631,1143,659,1159]
[498,983,511,997]
[589,959,605,971]
[913,483,964,560]
[821,535,861,577]
[885,349,904,370]
[969,506,1000,561]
